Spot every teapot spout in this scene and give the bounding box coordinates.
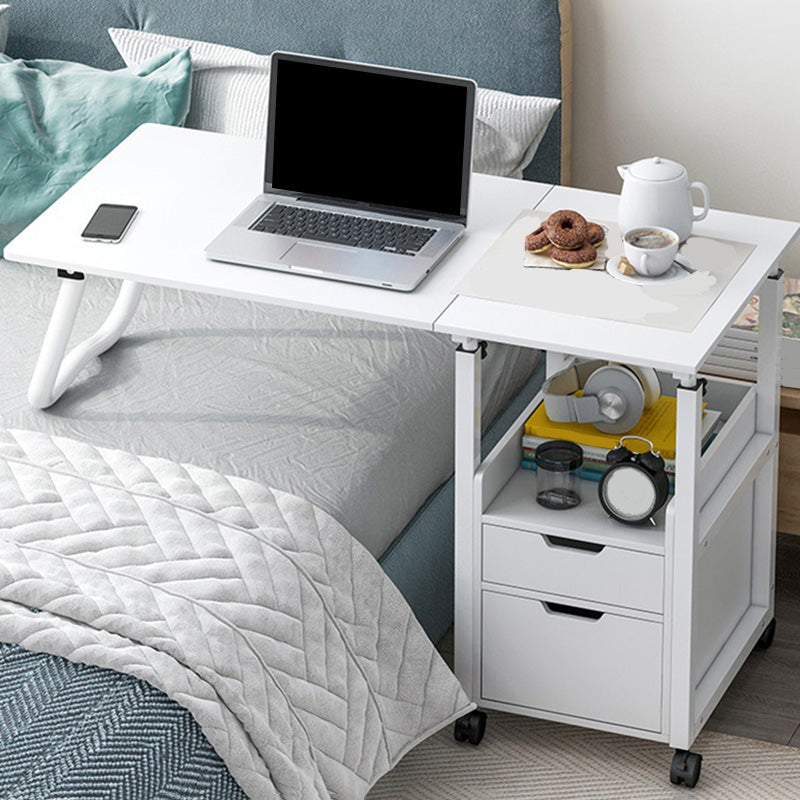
[617,164,630,181]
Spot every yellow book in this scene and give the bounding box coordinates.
[525,394,702,460]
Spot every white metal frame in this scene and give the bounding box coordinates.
[453,337,483,700]
[27,273,143,409]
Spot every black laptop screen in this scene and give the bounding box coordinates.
[265,54,474,221]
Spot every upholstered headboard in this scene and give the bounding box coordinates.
[5,0,571,185]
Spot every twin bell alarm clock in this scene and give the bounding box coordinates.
[598,436,669,525]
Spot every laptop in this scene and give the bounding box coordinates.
[205,51,476,292]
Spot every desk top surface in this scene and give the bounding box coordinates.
[439,185,800,373]
[6,123,800,372]
[4,123,551,332]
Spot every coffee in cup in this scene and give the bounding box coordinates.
[623,226,679,277]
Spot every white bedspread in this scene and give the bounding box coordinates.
[0,429,472,800]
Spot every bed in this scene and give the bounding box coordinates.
[0,0,570,797]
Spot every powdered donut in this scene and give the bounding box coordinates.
[551,243,597,268]
[544,210,588,249]
[525,225,552,254]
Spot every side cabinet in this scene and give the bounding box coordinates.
[458,370,778,747]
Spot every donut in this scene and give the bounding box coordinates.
[544,209,588,249]
[525,225,552,254]
[586,221,606,247]
[551,243,597,268]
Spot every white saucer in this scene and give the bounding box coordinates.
[606,253,694,285]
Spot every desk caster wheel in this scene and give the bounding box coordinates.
[670,749,702,788]
[755,618,776,650]
[454,710,487,745]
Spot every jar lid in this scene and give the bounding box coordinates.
[535,439,583,472]
[628,156,685,182]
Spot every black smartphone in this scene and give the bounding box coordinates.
[81,204,138,243]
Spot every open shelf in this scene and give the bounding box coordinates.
[482,468,667,555]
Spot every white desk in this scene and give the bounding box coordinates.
[439,186,798,376]
[4,123,551,408]
[7,122,800,787]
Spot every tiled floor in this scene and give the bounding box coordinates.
[439,532,800,747]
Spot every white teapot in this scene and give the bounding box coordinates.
[617,157,710,243]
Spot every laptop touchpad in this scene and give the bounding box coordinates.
[282,242,383,276]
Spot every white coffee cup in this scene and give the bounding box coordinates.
[623,226,680,277]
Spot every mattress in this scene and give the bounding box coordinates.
[0,261,540,560]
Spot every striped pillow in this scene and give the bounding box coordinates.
[108,28,271,139]
[109,28,559,179]
[473,88,559,180]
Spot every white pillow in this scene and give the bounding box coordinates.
[0,5,10,53]
[109,28,560,179]
[473,88,560,179]
[108,28,271,139]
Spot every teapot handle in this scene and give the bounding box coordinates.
[691,181,710,222]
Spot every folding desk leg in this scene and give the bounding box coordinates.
[28,273,144,409]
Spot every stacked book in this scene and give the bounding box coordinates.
[522,395,722,489]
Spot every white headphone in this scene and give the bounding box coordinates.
[542,360,661,434]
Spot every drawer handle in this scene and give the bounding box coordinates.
[544,535,605,554]
[543,601,604,621]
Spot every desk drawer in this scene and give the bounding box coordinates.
[482,590,663,732]
[483,524,663,613]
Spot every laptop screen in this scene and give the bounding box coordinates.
[265,53,475,222]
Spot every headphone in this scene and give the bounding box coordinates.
[542,359,661,434]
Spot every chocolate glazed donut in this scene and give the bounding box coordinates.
[551,243,597,268]
[586,221,606,246]
[545,210,588,249]
[525,225,552,254]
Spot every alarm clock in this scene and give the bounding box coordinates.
[598,436,669,525]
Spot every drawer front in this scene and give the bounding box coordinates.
[482,590,663,732]
[483,524,663,613]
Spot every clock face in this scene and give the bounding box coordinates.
[601,464,657,522]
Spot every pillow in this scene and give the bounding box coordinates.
[0,49,191,254]
[109,28,271,139]
[473,88,560,180]
[109,28,560,180]
[0,5,9,52]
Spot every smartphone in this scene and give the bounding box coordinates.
[81,204,138,243]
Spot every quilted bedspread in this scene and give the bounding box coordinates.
[0,429,473,800]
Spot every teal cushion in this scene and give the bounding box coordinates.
[0,48,191,253]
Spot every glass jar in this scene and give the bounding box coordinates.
[534,439,583,510]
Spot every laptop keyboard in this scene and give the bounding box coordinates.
[250,204,437,256]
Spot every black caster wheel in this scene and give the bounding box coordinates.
[454,710,487,745]
[670,749,702,788]
[755,618,776,650]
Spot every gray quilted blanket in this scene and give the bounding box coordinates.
[0,429,472,800]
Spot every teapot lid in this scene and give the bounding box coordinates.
[628,156,686,182]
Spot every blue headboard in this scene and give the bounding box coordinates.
[5,0,568,184]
